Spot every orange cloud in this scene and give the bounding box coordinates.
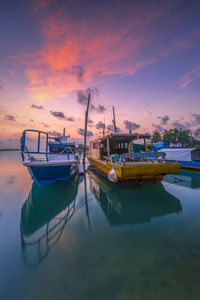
[13,0,199,102]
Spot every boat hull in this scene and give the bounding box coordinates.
[165,160,200,171]
[87,156,181,184]
[25,162,78,186]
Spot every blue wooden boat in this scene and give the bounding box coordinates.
[21,129,81,186]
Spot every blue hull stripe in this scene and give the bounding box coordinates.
[166,160,200,169]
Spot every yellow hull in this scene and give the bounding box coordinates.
[87,156,181,184]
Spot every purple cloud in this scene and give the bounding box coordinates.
[124,120,140,131]
[4,114,16,121]
[77,128,94,136]
[50,110,75,121]
[152,123,164,132]
[157,115,170,125]
[31,104,43,110]
[95,121,105,129]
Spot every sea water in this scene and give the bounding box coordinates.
[1,151,200,300]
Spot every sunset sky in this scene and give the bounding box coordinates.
[0,0,200,148]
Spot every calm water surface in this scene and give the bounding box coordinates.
[1,151,200,300]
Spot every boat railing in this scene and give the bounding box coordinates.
[21,129,74,162]
[118,152,165,164]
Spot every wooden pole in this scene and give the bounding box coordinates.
[103,117,105,137]
[83,93,90,167]
[112,106,116,134]
[112,106,119,134]
[107,137,110,159]
[144,138,147,153]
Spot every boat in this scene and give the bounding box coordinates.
[87,133,181,184]
[21,129,83,186]
[20,176,79,266]
[158,147,200,171]
[88,167,182,226]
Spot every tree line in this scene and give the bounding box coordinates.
[151,128,200,146]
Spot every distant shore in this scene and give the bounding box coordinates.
[0,149,20,151]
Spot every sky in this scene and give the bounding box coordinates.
[0,0,200,148]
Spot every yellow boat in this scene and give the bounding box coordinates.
[87,133,181,184]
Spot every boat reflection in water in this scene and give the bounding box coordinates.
[88,167,182,226]
[162,170,200,200]
[20,175,80,267]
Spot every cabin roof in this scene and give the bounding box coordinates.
[91,133,151,144]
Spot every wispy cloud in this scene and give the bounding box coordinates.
[157,115,169,125]
[76,87,105,113]
[152,123,164,132]
[13,0,190,101]
[172,120,187,130]
[31,104,44,109]
[50,110,75,121]
[4,114,16,122]
[65,65,85,83]
[48,130,61,136]
[124,120,140,131]
[95,121,105,129]
[191,113,200,125]
[41,122,49,127]
[77,128,93,137]
[178,65,200,88]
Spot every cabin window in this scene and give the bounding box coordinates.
[121,143,124,148]
[113,143,119,149]
[93,142,99,149]
[125,143,128,148]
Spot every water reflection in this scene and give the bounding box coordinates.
[163,171,200,189]
[88,168,182,226]
[162,171,200,202]
[20,175,79,267]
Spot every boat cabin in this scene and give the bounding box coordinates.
[89,133,150,162]
[48,140,76,154]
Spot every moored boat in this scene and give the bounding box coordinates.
[87,133,181,184]
[158,147,200,171]
[21,129,82,186]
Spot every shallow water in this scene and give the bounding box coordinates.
[1,151,200,300]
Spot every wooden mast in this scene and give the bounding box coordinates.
[83,93,90,167]
[112,106,119,134]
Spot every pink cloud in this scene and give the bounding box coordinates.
[11,0,199,101]
[179,65,200,88]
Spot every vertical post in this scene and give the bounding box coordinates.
[83,93,90,167]
[144,138,147,153]
[112,106,119,134]
[63,128,66,141]
[107,137,110,160]
[103,117,105,137]
[38,131,40,153]
[129,122,132,134]
[112,106,116,134]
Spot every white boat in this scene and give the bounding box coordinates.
[21,129,83,186]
